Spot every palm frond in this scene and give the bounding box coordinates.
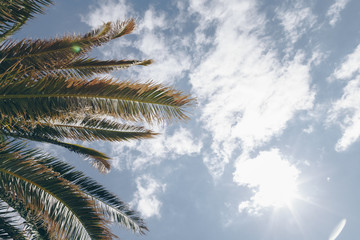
[51,57,153,78]
[0,201,27,240]
[0,19,136,74]
[6,135,112,173]
[0,139,114,239]
[0,75,193,123]
[0,194,50,240]
[29,117,156,141]
[0,0,53,41]
[1,116,157,172]
[38,156,148,234]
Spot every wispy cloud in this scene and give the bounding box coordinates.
[327,0,350,27]
[131,175,166,218]
[81,0,132,27]
[303,125,314,134]
[110,127,202,171]
[234,149,300,215]
[328,76,360,151]
[331,44,360,81]
[275,1,317,44]
[328,44,360,151]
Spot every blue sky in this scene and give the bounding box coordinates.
[15,0,360,239]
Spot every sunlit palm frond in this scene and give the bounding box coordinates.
[0,139,114,239]
[0,0,53,41]
[1,116,157,172]
[37,156,148,234]
[83,18,136,40]
[0,75,193,123]
[0,19,136,74]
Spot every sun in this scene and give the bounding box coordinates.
[235,149,301,212]
[255,171,299,208]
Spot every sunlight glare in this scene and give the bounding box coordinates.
[255,167,299,207]
[235,149,301,213]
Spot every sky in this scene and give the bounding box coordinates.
[13,0,360,239]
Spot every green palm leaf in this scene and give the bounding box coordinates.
[0,139,114,239]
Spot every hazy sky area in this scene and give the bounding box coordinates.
[14,0,360,239]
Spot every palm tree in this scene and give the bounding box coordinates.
[0,0,193,239]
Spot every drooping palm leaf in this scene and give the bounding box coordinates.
[0,138,147,235]
[0,139,114,239]
[1,116,157,172]
[37,155,148,234]
[5,135,113,173]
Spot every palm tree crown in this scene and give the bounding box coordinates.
[0,0,193,239]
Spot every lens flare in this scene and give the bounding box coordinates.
[71,45,81,53]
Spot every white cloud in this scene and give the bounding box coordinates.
[328,76,360,151]
[275,2,317,44]
[131,175,166,218]
[233,149,300,215]
[327,0,350,27]
[141,8,166,31]
[111,127,202,171]
[303,125,314,134]
[331,44,360,80]
[189,0,315,178]
[80,0,132,28]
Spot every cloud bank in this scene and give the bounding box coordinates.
[189,0,315,178]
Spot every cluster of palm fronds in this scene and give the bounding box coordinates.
[0,0,192,239]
